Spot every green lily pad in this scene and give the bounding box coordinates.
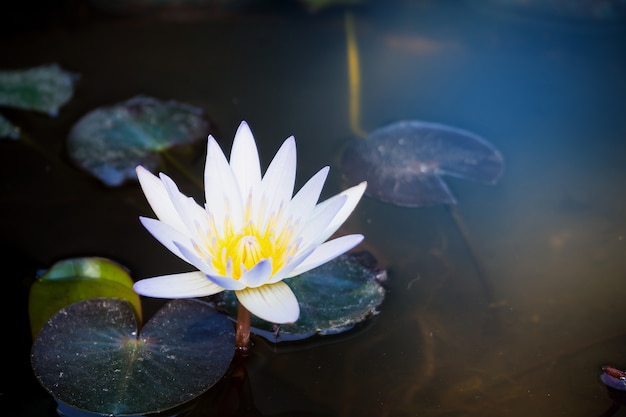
[216,251,387,342]
[66,95,211,186]
[28,257,142,339]
[0,113,19,139]
[0,64,78,116]
[31,298,235,416]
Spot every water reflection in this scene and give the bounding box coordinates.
[4,1,626,416]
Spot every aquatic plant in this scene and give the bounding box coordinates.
[133,121,367,351]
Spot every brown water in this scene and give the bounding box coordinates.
[4,1,626,416]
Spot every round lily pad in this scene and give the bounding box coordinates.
[0,63,78,116]
[28,257,142,339]
[216,251,387,342]
[31,298,235,416]
[340,120,504,207]
[66,95,211,186]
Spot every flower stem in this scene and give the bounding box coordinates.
[235,302,251,356]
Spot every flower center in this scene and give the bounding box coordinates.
[203,210,299,280]
[235,235,263,268]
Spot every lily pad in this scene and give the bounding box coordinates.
[31,298,235,416]
[28,257,142,339]
[216,251,387,342]
[0,64,78,116]
[340,120,504,207]
[66,95,211,186]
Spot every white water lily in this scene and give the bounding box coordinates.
[134,121,367,324]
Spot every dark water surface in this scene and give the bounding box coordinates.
[4,1,626,416]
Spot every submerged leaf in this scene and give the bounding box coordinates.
[66,95,211,186]
[28,257,142,339]
[31,298,235,415]
[0,64,78,116]
[216,252,387,342]
[340,120,504,207]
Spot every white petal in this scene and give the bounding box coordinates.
[235,281,299,323]
[312,181,367,244]
[204,137,244,230]
[136,166,187,232]
[173,241,234,281]
[133,271,225,298]
[238,259,273,287]
[256,136,297,226]
[159,173,207,236]
[229,121,262,200]
[296,195,347,251]
[140,217,193,261]
[266,246,316,284]
[203,273,247,291]
[286,166,329,227]
[286,234,364,277]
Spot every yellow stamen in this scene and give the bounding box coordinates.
[204,205,297,280]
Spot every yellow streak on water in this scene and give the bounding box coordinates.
[345,11,368,138]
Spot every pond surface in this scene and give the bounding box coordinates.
[4,1,626,416]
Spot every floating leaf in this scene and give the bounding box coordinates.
[0,64,78,116]
[28,257,142,339]
[31,298,235,415]
[340,120,504,207]
[216,252,387,342]
[66,95,211,186]
[0,113,19,139]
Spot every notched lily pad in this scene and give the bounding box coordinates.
[66,95,211,186]
[216,251,387,342]
[31,298,235,416]
[0,64,78,116]
[28,257,142,339]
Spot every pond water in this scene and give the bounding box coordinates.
[4,1,626,416]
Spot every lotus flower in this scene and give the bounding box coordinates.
[134,121,367,324]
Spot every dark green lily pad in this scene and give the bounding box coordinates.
[31,298,235,416]
[28,257,142,339]
[216,251,387,342]
[66,95,211,186]
[0,64,78,116]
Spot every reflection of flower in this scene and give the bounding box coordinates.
[134,121,366,324]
